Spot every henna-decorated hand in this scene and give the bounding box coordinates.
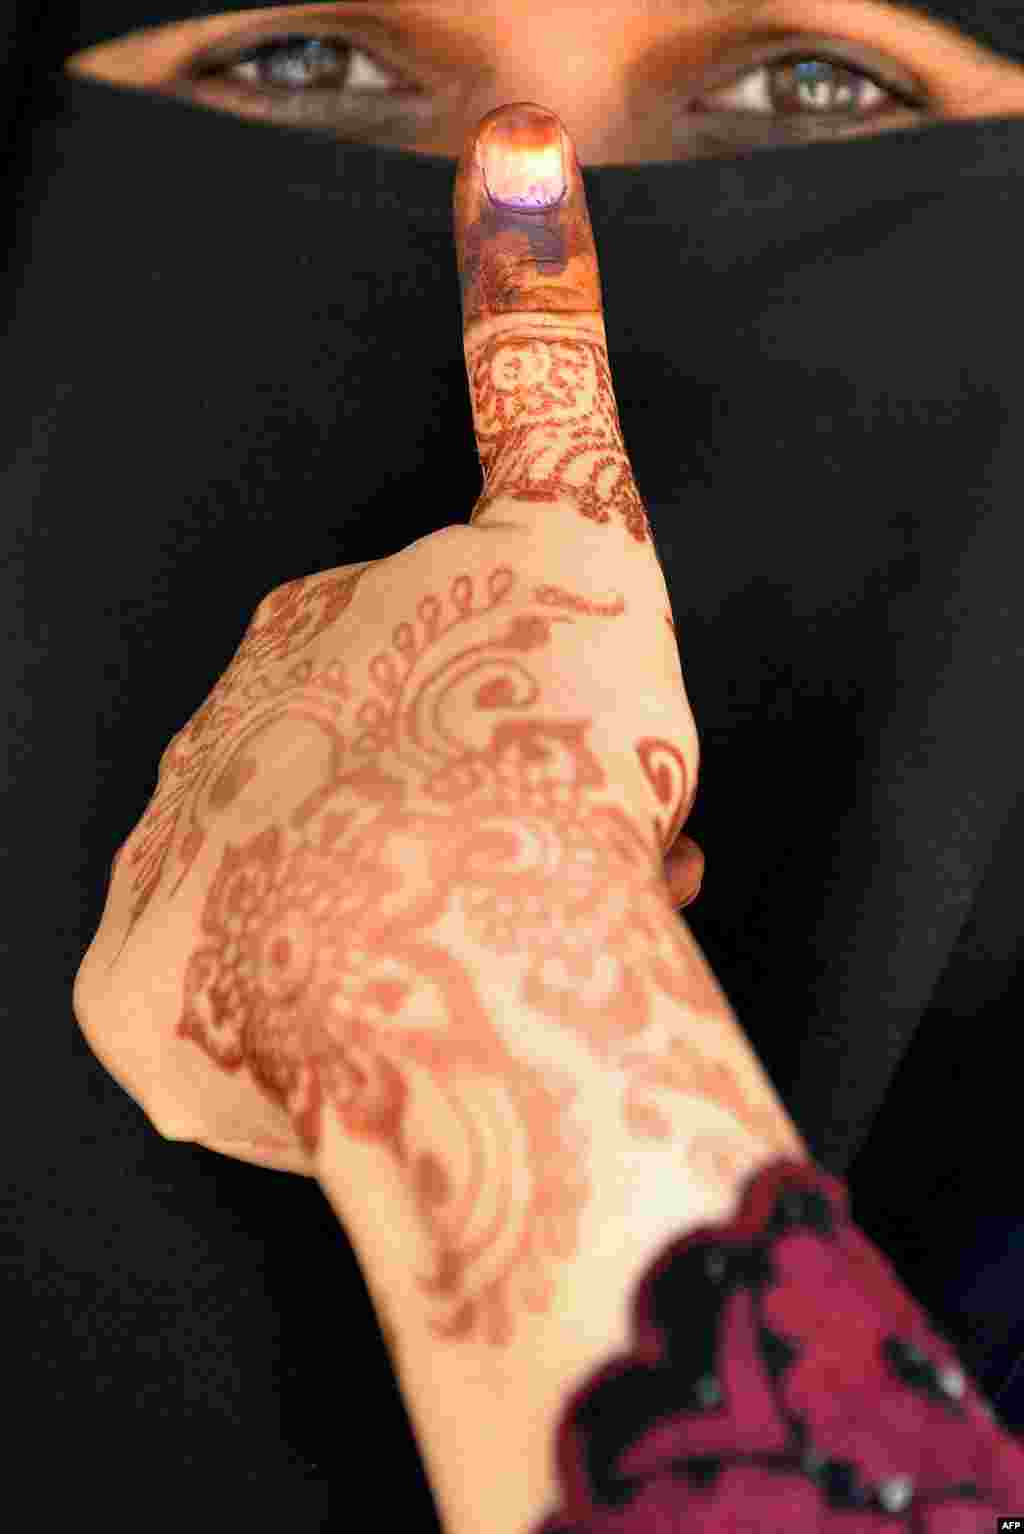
[72,104,705,1180]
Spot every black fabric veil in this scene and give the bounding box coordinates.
[6,0,1024,1521]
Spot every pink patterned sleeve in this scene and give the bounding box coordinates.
[534,1157,1024,1532]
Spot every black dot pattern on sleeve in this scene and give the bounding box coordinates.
[536,1158,1024,1532]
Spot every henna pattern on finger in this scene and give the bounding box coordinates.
[465,327,652,544]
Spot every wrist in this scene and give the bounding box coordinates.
[311,829,806,1534]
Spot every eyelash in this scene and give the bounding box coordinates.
[195,31,921,124]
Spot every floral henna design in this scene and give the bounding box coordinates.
[134,564,794,1343]
[177,819,594,1345]
[465,327,652,544]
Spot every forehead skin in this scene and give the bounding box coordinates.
[65,0,1024,164]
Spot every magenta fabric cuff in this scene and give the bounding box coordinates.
[537,1157,1024,1532]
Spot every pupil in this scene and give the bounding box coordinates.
[789,58,851,112]
[793,61,832,87]
[256,37,339,86]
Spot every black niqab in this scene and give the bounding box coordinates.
[7,1,1024,1520]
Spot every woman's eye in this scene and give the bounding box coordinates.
[194,34,407,98]
[698,52,920,121]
